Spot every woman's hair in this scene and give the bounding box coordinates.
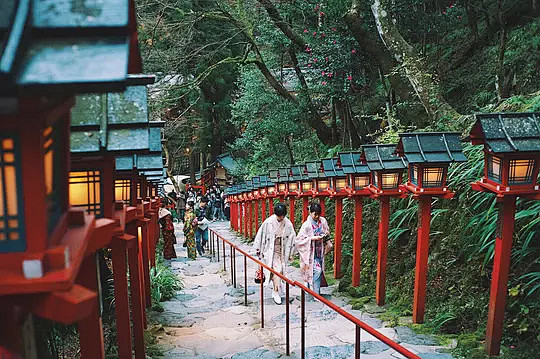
[274,203,287,216]
[309,202,322,215]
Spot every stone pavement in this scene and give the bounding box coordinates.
[154,221,455,359]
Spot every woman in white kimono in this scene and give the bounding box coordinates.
[253,203,296,304]
[295,202,331,295]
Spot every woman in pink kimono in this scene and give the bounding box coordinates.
[295,202,331,295]
[253,203,296,305]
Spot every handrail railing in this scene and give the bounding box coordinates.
[208,228,421,359]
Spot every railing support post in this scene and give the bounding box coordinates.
[244,255,248,306]
[223,240,226,271]
[260,264,264,328]
[301,290,305,359]
[355,325,361,359]
[286,283,290,356]
[217,231,220,262]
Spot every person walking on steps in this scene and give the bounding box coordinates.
[295,202,331,295]
[158,200,178,260]
[194,196,210,256]
[253,203,296,305]
[183,201,197,260]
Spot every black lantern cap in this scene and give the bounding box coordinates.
[290,164,309,181]
[321,158,345,178]
[469,113,540,153]
[1,0,141,95]
[396,132,467,164]
[338,151,370,174]
[305,161,325,179]
[361,144,407,171]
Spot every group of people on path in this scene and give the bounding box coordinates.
[253,202,332,304]
[158,190,223,262]
[158,189,332,306]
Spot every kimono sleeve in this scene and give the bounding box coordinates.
[252,220,266,254]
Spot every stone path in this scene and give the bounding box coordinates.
[154,221,455,359]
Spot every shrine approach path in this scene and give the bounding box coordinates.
[153,221,456,359]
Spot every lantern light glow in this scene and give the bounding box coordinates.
[69,170,102,216]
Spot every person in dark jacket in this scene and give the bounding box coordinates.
[194,196,210,255]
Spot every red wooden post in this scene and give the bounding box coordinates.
[289,197,295,228]
[140,223,151,309]
[254,199,259,232]
[77,255,105,359]
[261,198,267,221]
[128,241,146,358]
[351,197,363,287]
[269,199,274,215]
[376,197,390,306]
[333,198,343,279]
[413,196,432,323]
[110,240,132,359]
[302,197,309,222]
[248,200,253,239]
[485,196,517,355]
[320,197,326,216]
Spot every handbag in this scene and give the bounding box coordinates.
[254,268,266,284]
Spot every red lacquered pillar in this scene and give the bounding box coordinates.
[261,198,267,221]
[333,198,343,279]
[302,197,309,222]
[413,196,431,323]
[111,238,132,359]
[248,201,253,239]
[128,235,146,359]
[320,197,326,216]
[269,199,274,215]
[376,197,390,306]
[351,197,363,287]
[289,197,295,228]
[254,199,259,231]
[77,255,105,359]
[485,196,517,355]
[139,222,152,309]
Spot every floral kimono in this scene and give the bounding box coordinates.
[183,210,197,259]
[295,216,330,292]
[253,214,296,287]
[159,208,177,260]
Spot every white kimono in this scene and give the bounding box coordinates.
[252,214,296,286]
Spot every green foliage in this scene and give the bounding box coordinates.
[150,260,182,311]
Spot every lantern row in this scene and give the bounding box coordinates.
[0,1,166,357]
[225,113,540,357]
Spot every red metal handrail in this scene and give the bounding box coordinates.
[208,228,420,359]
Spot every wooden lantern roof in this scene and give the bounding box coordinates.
[305,161,325,179]
[238,183,247,193]
[277,167,290,183]
[321,158,345,178]
[245,179,253,191]
[338,151,370,174]
[251,176,261,189]
[115,121,165,173]
[361,144,407,171]
[268,169,279,183]
[259,175,274,188]
[70,76,156,155]
[290,164,310,181]
[469,113,540,153]
[0,0,141,96]
[396,132,467,164]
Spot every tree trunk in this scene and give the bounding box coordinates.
[466,0,479,38]
[285,136,295,165]
[288,46,335,145]
[163,141,181,194]
[371,0,460,122]
[496,0,510,101]
[256,0,306,50]
[345,1,412,102]
[189,152,196,185]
